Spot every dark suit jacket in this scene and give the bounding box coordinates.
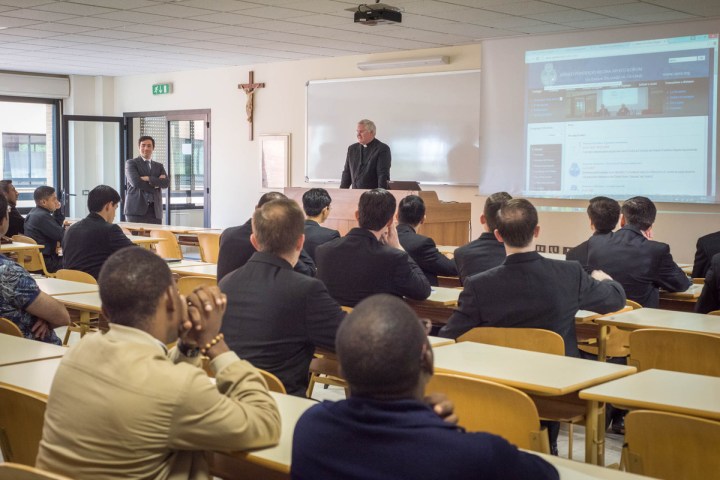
[695,252,720,314]
[217,219,317,282]
[396,223,457,286]
[24,206,65,257]
[219,252,345,396]
[124,156,169,219]
[453,232,506,285]
[565,232,612,272]
[692,231,720,279]
[439,252,626,357]
[6,204,24,237]
[62,213,135,279]
[315,227,431,307]
[304,220,340,262]
[340,138,391,189]
[586,225,691,308]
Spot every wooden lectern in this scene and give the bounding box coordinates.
[284,188,471,246]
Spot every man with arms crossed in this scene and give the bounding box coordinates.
[0,194,69,344]
[291,294,558,480]
[124,135,169,224]
[340,119,391,189]
[453,192,511,285]
[37,247,281,479]
[220,198,345,396]
[62,185,134,279]
[316,188,431,307]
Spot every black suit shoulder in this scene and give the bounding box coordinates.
[692,231,720,278]
[217,221,254,281]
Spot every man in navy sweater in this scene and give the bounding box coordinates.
[291,294,558,480]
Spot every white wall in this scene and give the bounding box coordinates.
[64,39,720,263]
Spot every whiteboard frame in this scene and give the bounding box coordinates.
[305,69,481,186]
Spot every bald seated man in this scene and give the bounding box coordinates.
[291,294,558,480]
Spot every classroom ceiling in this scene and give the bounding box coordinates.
[0,0,719,76]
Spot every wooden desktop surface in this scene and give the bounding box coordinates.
[165,259,211,268]
[580,369,720,421]
[52,292,102,313]
[659,283,702,299]
[169,264,218,279]
[35,277,98,296]
[596,308,720,336]
[0,241,43,253]
[0,337,66,367]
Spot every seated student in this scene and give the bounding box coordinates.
[0,179,25,237]
[587,196,691,308]
[696,253,720,313]
[453,192,511,285]
[0,194,69,344]
[291,294,559,480]
[36,247,281,479]
[439,199,625,357]
[217,191,316,281]
[566,196,620,269]
[301,188,340,261]
[692,230,720,279]
[220,198,345,396]
[24,186,65,273]
[396,195,457,286]
[316,188,431,307]
[62,185,135,279]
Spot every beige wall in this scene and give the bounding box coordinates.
[66,40,720,263]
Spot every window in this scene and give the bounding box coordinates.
[2,133,48,187]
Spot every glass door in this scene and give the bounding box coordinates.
[61,115,124,219]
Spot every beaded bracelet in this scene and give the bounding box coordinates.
[200,333,224,355]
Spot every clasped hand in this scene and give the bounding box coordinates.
[178,286,227,348]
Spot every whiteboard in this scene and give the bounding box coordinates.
[306,70,480,185]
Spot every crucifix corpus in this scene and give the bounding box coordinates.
[238,71,265,141]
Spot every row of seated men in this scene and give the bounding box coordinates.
[22,199,560,478]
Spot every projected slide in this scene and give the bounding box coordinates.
[524,35,719,201]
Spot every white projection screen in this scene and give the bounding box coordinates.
[306,70,480,186]
[480,19,720,204]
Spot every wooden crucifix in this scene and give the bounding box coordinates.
[238,71,265,141]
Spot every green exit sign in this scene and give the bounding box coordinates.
[152,83,172,95]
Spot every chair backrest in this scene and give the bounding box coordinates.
[0,317,22,337]
[149,230,183,260]
[457,327,564,356]
[624,410,720,479]
[707,309,720,316]
[196,232,220,263]
[425,373,549,453]
[692,277,705,285]
[626,299,643,310]
[258,369,287,394]
[0,385,48,466]
[628,329,720,376]
[11,235,51,277]
[340,305,353,313]
[176,276,217,296]
[54,269,97,285]
[0,463,72,480]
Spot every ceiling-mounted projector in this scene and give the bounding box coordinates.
[352,2,402,26]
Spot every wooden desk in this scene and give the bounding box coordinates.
[531,451,654,479]
[0,241,43,269]
[0,336,66,367]
[165,259,211,269]
[117,223,215,235]
[405,287,461,325]
[679,263,692,276]
[436,245,458,257]
[433,342,636,465]
[596,308,720,337]
[580,369,720,421]
[658,284,702,312]
[53,292,103,335]
[169,264,217,279]
[0,357,62,395]
[127,234,164,249]
[428,335,454,348]
[35,277,98,296]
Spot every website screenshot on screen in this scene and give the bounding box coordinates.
[524,34,719,202]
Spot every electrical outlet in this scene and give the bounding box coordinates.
[536,244,546,253]
[82,190,89,195]
[549,245,559,254]
[563,247,572,254]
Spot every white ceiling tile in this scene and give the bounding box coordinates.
[548,0,638,7]
[2,8,75,21]
[0,15,44,27]
[0,26,58,37]
[0,0,55,7]
[587,2,676,17]
[188,12,264,26]
[237,5,313,19]
[26,21,96,33]
[625,11,698,21]
[277,14,349,27]
[17,37,82,47]
[176,0,258,11]
[82,29,144,40]
[238,19,310,31]
[57,16,132,28]
[283,0,357,14]
[513,23,578,34]
[115,23,184,35]
[66,0,161,8]
[134,4,216,18]
[527,9,611,22]
[96,10,174,24]
[148,18,228,30]
[562,17,633,28]
[33,2,116,16]
[486,1,575,16]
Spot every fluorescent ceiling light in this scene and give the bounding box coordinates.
[357,56,449,71]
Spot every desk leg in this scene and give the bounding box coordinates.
[585,400,605,466]
[597,325,609,363]
[79,311,90,337]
